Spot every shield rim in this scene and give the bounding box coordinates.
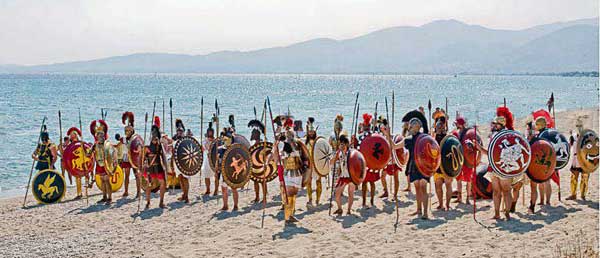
[311,136,332,177]
[248,141,278,183]
[576,129,599,174]
[439,134,464,178]
[103,141,118,176]
[207,139,219,172]
[221,143,252,189]
[538,129,571,170]
[392,134,408,167]
[32,169,66,204]
[173,136,203,176]
[487,130,531,179]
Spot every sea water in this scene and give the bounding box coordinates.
[0,73,597,194]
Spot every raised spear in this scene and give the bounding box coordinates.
[23,117,47,207]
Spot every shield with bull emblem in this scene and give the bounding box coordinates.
[439,135,463,178]
[221,143,251,189]
[488,130,531,179]
[174,136,203,176]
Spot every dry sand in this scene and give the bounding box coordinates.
[1,108,598,258]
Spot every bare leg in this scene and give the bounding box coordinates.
[491,176,502,219]
[444,179,452,210]
[465,182,472,204]
[529,181,538,214]
[213,175,220,196]
[500,179,512,220]
[315,177,322,205]
[334,184,343,214]
[134,170,141,198]
[253,181,260,203]
[347,183,356,214]
[159,179,166,208]
[403,175,412,192]
[544,181,551,205]
[204,178,211,195]
[361,182,367,207]
[393,173,399,201]
[123,167,130,197]
[455,180,463,203]
[380,174,389,198]
[538,183,545,205]
[221,186,229,210]
[410,181,422,216]
[232,188,239,211]
[421,180,430,219]
[434,177,444,209]
[369,181,376,207]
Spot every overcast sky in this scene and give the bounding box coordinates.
[0,0,597,65]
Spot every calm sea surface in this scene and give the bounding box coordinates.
[0,73,597,193]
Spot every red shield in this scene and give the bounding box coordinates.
[63,142,94,177]
[488,130,531,179]
[414,134,441,177]
[347,149,366,185]
[358,133,391,171]
[127,134,144,169]
[460,128,482,168]
[392,134,408,166]
[526,139,557,183]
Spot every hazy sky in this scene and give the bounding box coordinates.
[0,0,597,65]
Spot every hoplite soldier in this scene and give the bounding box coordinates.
[305,117,328,207]
[173,119,191,203]
[331,133,357,215]
[357,113,391,208]
[32,125,58,171]
[270,118,309,223]
[248,118,269,204]
[476,106,531,220]
[431,108,454,211]
[201,120,216,196]
[218,116,241,211]
[88,119,114,204]
[143,117,167,209]
[121,111,141,198]
[451,114,477,204]
[567,117,599,200]
[524,113,556,214]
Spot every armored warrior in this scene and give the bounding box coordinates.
[304,117,324,206]
[379,118,401,201]
[65,127,88,199]
[121,111,141,198]
[330,134,355,215]
[566,118,591,201]
[31,125,58,172]
[88,120,112,204]
[219,117,241,211]
[432,109,453,211]
[270,118,308,223]
[476,106,516,220]
[523,116,554,213]
[173,119,191,203]
[248,118,268,204]
[143,117,167,209]
[358,113,380,208]
[452,114,474,204]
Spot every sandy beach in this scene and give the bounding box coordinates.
[2,107,598,258]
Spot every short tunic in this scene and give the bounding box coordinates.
[201,139,215,179]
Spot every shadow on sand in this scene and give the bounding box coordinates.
[272,223,313,240]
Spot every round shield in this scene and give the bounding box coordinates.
[392,134,408,167]
[173,136,203,176]
[221,143,251,189]
[296,140,312,187]
[488,130,531,179]
[576,129,599,173]
[95,165,124,192]
[32,169,66,204]
[358,133,392,171]
[233,135,251,148]
[207,139,220,172]
[103,141,119,176]
[249,141,277,183]
[414,134,441,177]
[311,137,332,177]
[538,129,570,170]
[127,134,144,169]
[439,135,464,178]
[63,142,94,177]
[347,149,367,185]
[526,138,557,183]
[460,127,482,168]
[474,165,493,199]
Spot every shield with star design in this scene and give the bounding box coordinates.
[173,136,203,176]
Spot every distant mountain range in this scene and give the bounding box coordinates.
[2,18,598,74]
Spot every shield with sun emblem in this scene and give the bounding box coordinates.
[32,169,66,204]
[174,136,203,176]
[221,143,251,189]
[249,141,277,183]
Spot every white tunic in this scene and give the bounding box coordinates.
[201,139,215,179]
